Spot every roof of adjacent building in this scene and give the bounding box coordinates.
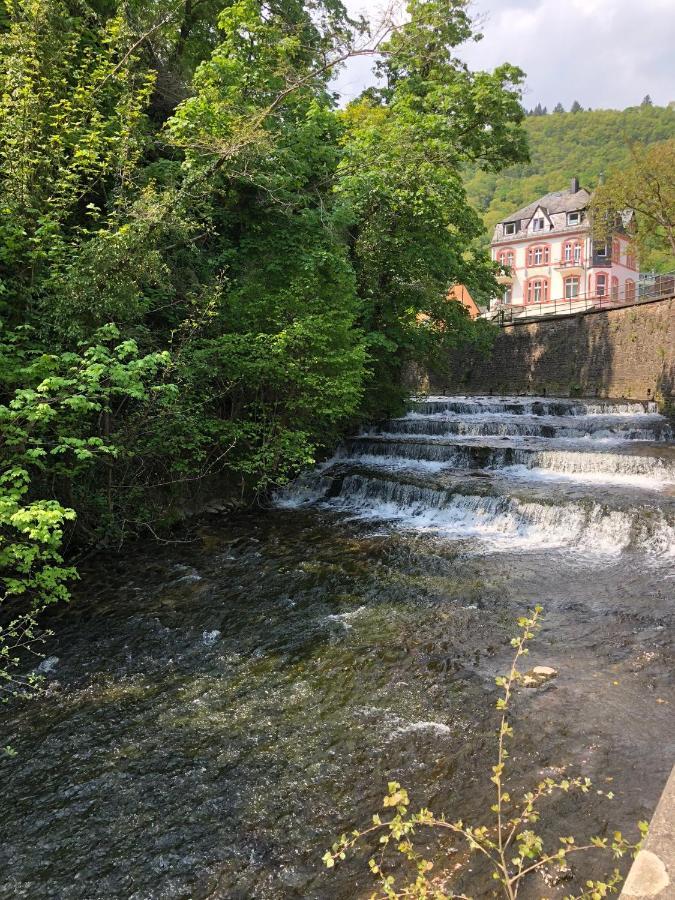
[448,284,480,318]
[499,186,592,224]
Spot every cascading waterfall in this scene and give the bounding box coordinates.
[279,395,675,555]
[367,414,673,442]
[409,397,660,416]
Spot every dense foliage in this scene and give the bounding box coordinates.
[590,139,675,261]
[0,0,528,683]
[465,104,675,272]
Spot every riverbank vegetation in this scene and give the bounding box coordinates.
[590,139,675,262]
[0,0,528,686]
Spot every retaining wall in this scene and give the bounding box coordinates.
[410,298,675,406]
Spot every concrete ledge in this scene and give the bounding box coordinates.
[621,765,675,899]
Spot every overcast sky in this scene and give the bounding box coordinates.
[333,0,675,110]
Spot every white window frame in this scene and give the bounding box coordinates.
[504,222,516,236]
[596,243,607,258]
[573,243,581,263]
[567,211,581,225]
[532,217,545,232]
[565,277,580,300]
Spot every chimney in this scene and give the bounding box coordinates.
[571,176,579,193]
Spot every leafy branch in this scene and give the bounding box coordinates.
[323,608,647,899]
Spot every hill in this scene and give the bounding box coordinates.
[466,104,675,271]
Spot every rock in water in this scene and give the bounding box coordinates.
[532,665,557,678]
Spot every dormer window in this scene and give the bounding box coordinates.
[596,243,607,258]
[567,211,581,225]
[504,222,516,236]
[532,217,545,232]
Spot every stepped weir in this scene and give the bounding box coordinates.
[280,395,675,556]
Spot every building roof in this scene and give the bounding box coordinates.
[448,284,480,319]
[499,186,591,225]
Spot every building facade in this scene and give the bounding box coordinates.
[490,178,638,312]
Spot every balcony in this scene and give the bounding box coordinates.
[555,261,584,275]
[485,271,675,325]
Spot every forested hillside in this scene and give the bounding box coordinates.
[465,104,675,270]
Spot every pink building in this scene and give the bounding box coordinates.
[490,178,638,314]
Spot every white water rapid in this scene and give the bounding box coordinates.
[279,395,675,556]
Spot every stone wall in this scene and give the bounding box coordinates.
[411,298,675,406]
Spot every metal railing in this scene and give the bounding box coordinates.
[491,272,675,326]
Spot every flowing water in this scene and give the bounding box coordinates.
[1,396,674,899]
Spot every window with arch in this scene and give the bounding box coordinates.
[497,249,515,267]
[625,279,636,301]
[626,248,636,270]
[611,275,619,300]
[563,240,583,265]
[527,244,550,266]
[526,278,549,304]
[564,276,580,300]
[595,273,607,297]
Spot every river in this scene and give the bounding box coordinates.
[1,396,674,899]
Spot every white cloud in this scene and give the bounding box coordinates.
[332,0,675,109]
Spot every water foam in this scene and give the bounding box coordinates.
[372,413,672,443]
[277,394,675,557]
[314,474,673,555]
[341,439,675,489]
[410,395,658,417]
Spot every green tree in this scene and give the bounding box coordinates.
[590,139,675,260]
[0,0,154,320]
[336,0,527,414]
[0,0,530,681]
[0,323,171,696]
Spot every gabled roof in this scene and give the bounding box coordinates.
[529,204,553,226]
[620,208,635,228]
[499,187,591,225]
